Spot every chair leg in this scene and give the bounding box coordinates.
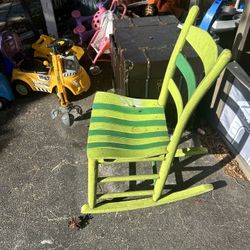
[153,154,173,202]
[88,159,98,209]
[153,147,209,201]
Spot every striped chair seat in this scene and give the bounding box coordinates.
[87,91,170,159]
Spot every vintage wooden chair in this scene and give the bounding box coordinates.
[81,6,232,214]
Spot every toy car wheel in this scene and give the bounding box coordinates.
[0,97,7,110]
[61,112,74,127]
[15,81,31,96]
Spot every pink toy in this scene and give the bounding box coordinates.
[91,4,107,30]
[87,0,127,75]
[71,10,87,26]
[73,24,86,45]
[71,1,111,45]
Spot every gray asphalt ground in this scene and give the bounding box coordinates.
[0,62,250,250]
[0,2,250,249]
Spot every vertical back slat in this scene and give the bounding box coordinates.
[176,53,196,100]
[168,79,183,121]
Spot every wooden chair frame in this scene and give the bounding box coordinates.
[81,6,232,214]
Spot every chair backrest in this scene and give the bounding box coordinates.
[158,5,231,152]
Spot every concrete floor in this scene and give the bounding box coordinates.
[0,1,249,248]
[0,63,249,250]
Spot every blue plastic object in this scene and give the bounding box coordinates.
[0,73,15,102]
[199,0,224,31]
[239,3,245,9]
[1,54,14,76]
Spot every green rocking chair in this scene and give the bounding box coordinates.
[81,6,232,214]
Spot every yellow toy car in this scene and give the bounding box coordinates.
[12,38,90,97]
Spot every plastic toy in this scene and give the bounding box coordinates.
[87,0,127,75]
[0,31,22,76]
[0,73,15,110]
[71,0,112,45]
[0,31,86,75]
[199,0,243,32]
[45,39,91,125]
[10,37,91,125]
[11,38,90,98]
[211,2,243,33]
[12,38,90,125]
[81,6,232,214]
[199,0,224,31]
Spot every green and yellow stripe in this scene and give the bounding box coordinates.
[87,92,169,159]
